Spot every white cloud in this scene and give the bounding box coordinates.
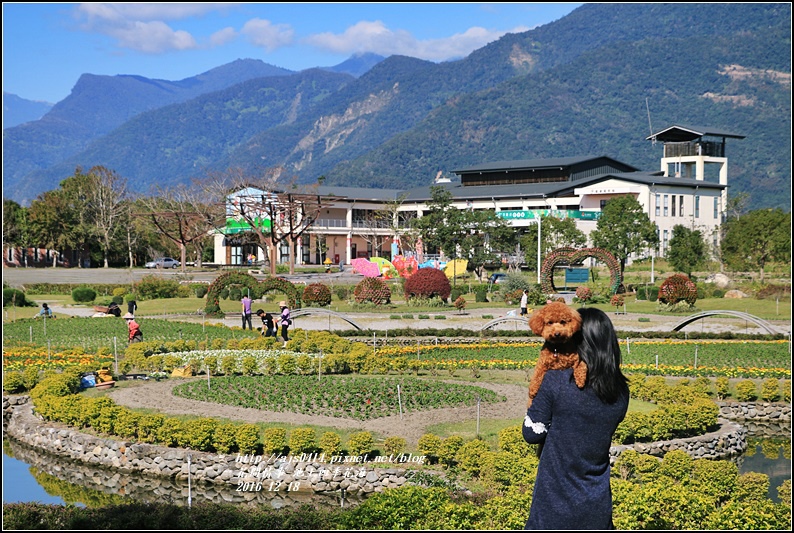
[76,3,234,22]
[210,27,238,47]
[108,21,198,53]
[73,3,233,53]
[304,20,527,61]
[240,18,294,51]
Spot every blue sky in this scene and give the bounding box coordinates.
[2,2,581,104]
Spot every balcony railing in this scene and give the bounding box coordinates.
[663,141,725,158]
[314,218,394,229]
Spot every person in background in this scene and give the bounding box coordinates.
[241,293,253,330]
[35,303,53,319]
[520,289,529,316]
[124,312,143,344]
[278,300,291,347]
[127,297,138,317]
[107,301,122,317]
[255,309,275,337]
[522,307,629,530]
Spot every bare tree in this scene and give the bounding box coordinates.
[86,166,129,268]
[138,182,224,272]
[220,167,326,275]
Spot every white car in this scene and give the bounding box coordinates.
[145,257,180,269]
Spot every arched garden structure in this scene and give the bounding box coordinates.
[540,247,622,296]
[204,272,301,317]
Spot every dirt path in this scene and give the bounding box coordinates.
[109,378,528,448]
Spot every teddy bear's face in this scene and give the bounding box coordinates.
[528,302,582,342]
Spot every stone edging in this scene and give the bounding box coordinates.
[3,396,430,496]
[5,395,790,487]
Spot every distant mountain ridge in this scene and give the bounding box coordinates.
[3,3,790,212]
[3,59,296,201]
[3,92,53,129]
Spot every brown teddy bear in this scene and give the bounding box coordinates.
[527,302,588,408]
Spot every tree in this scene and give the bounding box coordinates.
[721,208,790,282]
[519,215,587,271]
[3,199,30,264]
[219,167,326,275]
[409,186,514,279]
[667,225,706,278]
[590,196,658,275]
[85,166,129,268]
[139,183,224,272]
[27,190,72,267]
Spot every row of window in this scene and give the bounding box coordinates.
[657,227,720,256]
[654,194,719,219]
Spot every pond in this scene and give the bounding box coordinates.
[2,423,790,508]
[2,437,361,509]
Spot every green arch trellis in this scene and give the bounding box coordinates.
[540,247,623,296]
[204,272,301,317]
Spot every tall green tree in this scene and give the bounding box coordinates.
[590,196,658,275]
[519,215,587,271]
[721,208,790,282]
[3,199,28,258]
[27,190,71,267]
[667,225,706,278]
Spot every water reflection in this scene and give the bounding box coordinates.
[3,420,790,508]
[3,438,363,509]
[733,421,791,503]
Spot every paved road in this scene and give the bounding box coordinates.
[2,266,361,287]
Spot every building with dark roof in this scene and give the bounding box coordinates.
[214,125,741,270]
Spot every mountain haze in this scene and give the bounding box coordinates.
[3,3,790,211]
[3,59,294,202]
[2,92,53,129]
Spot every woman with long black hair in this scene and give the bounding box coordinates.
[522,307,629,530]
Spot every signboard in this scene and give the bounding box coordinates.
[224,217,271,234]
[564,268,590,284]
[496,210,602,220]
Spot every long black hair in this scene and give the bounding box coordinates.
[577,307,629,404]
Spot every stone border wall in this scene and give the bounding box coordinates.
[4,397,427,496]
[5,395,790,486]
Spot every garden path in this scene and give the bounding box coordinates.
[108,378,528,448]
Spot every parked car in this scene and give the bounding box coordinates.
[145,257,180,269]
[488,273,507,284]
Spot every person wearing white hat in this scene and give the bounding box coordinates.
[278,300,291,347]
[124,312,143,344]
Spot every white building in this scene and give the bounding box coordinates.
[213,125,742,267]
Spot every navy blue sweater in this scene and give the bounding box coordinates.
[522,368,629,530]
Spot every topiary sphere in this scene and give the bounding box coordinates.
[403,267,452,301]
[659,274,698,305]
[353,277,391,305]
[302,283,332,307]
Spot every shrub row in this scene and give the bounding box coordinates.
[29,371,377,456]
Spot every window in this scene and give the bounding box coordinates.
[655,194,660,216]
[695,196,700,218]
[713,197,718,219]
[231,245,243,266]
[671,196,676,217]
[663,229,669,255]
[600,200,608,210]
[663,195,668,217]
[679,196,684,217]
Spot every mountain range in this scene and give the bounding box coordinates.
[3,3,790,212]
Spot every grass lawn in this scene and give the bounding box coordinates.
[5,290,790,323]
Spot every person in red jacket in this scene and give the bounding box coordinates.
[124,312,143,344]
